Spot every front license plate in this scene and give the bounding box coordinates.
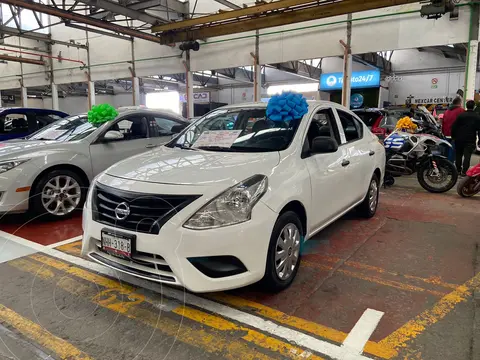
[101,230,135,259]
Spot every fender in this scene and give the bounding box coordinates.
[466,163,480,177]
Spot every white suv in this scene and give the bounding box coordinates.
[82,101,385,293]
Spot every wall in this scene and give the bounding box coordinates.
[390,49,465,72]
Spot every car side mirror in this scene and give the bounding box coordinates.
[311,136,338,154]
[171,124,186,134]
[103,130,124,142]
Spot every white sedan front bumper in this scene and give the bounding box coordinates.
[81,180,277,293]
[0,167,33,214]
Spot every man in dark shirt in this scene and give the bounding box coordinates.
[442,97,464,161]
[451,100,480,175]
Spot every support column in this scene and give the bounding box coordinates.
[88,81,95,108]
[184,50,194,119]
[341,14,352,109]
[253,30,261,102]
[0,91,2,108]
[21,86,28,107]
[51,83,59,110]
[132,77,141,106]
[464,4,479,103]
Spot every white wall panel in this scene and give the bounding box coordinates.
[391,49,465,71]
[134,39,184,77]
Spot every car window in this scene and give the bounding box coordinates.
[355,111,379,128]
[309,108,340,144]
[111,116,148,140]
[28,115,94,141]
[0,114,28,134]
[337,110,362,142]
[154,116,184,135]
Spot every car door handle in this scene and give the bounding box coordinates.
[145,144,157,149]
[342,159,350,167]
[369,150,375,156]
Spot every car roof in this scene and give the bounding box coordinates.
[217,100,352,112]
[0,107,69,116]
[117,108,187,122]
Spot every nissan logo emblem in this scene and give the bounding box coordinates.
[115,202,130,220]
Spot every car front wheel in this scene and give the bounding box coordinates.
[261,211,303,292]
[31,169,86,220]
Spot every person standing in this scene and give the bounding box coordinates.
[451,100,480,176]
[442,97,465,161]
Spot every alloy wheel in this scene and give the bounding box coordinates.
[369,179,378,213]
[41,175,81,216]
[275,223,301,281]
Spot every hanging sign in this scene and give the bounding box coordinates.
[409,96,454,104]
[180,92,210,103]
[320,70,380,91]
[1,95,15,104]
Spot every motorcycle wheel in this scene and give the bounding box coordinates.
[456,176,480,197]
[417,157,458,193]
[384,175,395,187]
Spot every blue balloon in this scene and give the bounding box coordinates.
[266,91,309,122]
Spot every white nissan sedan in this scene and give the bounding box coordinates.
[81,101,385,293]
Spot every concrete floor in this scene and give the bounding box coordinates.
[0,174,479,360]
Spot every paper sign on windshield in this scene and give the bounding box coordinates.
[37,129,68,140]
[194,130,242,148]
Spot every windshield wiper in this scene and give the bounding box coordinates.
[174,143,198,151]
[196,146,235,152]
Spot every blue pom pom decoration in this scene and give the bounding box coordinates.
[266,91,309,122]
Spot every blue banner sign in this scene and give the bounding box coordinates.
[320,70,381,91]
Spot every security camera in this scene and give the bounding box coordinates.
[420,0,456,20]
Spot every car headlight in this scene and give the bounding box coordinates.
[183,174,268,230]
[0,159,29,174]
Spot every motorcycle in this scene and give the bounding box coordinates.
[384,130,458,193]
[456,163,480,197]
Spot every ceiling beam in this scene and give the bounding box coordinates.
[153,0,322,33]
[0,54,45,66]
[1,0,164,43]
[0,26,88,49]
[90,0,181,19]
[213,0,242,10]
[75,0,166,24]
[154,0,419,44]
[65,22,133,41]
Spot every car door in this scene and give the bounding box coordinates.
[334,108,374,202]
[302,106,352,229]
[89,113,155,176]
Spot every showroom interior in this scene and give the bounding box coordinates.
[0,1,479,360]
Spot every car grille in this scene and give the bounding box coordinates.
[92,183,201,234]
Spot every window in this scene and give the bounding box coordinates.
[0,114,28,134]
[337,110,362,142]
[303,108,340,154]
[28,115,94,142]
[154,117,183,135]
[354,111,380,129]
[112,116,149,140]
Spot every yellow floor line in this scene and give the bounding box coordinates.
[379,270,480,353]
[9,258,55,279]
[56,241,82,256]
[316,255,459,290]
[208,292,396,359]
[9,258,272,360]
[303,261,447,297]
[0,304,93,360]
[27,255,327,359]
[174,305,324,360]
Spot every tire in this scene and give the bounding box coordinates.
[384,174,395,187]
[357,173,380,218]
[31,169,87,220]
[456,176,480,197]
[261,211,303,292]
[417,157,458,193]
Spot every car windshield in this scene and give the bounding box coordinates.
[27,115,96,141]
[167,107,302,152]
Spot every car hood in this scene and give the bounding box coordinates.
[0,139,66,158]
[105,146,281,186]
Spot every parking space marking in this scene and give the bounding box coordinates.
[47,236,83,248]
[208,293,396,359]
[315,255,459,290]
[9,257,276,360]
[303,261,447,297]
[28,253,375,360]
[379,270,480,354]
[55,241,82,256]
[342,309,384,355]
[0,303,93,360]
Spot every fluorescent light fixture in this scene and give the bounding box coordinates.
[447,44,454,48]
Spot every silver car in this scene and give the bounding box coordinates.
[0,108,188,219]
